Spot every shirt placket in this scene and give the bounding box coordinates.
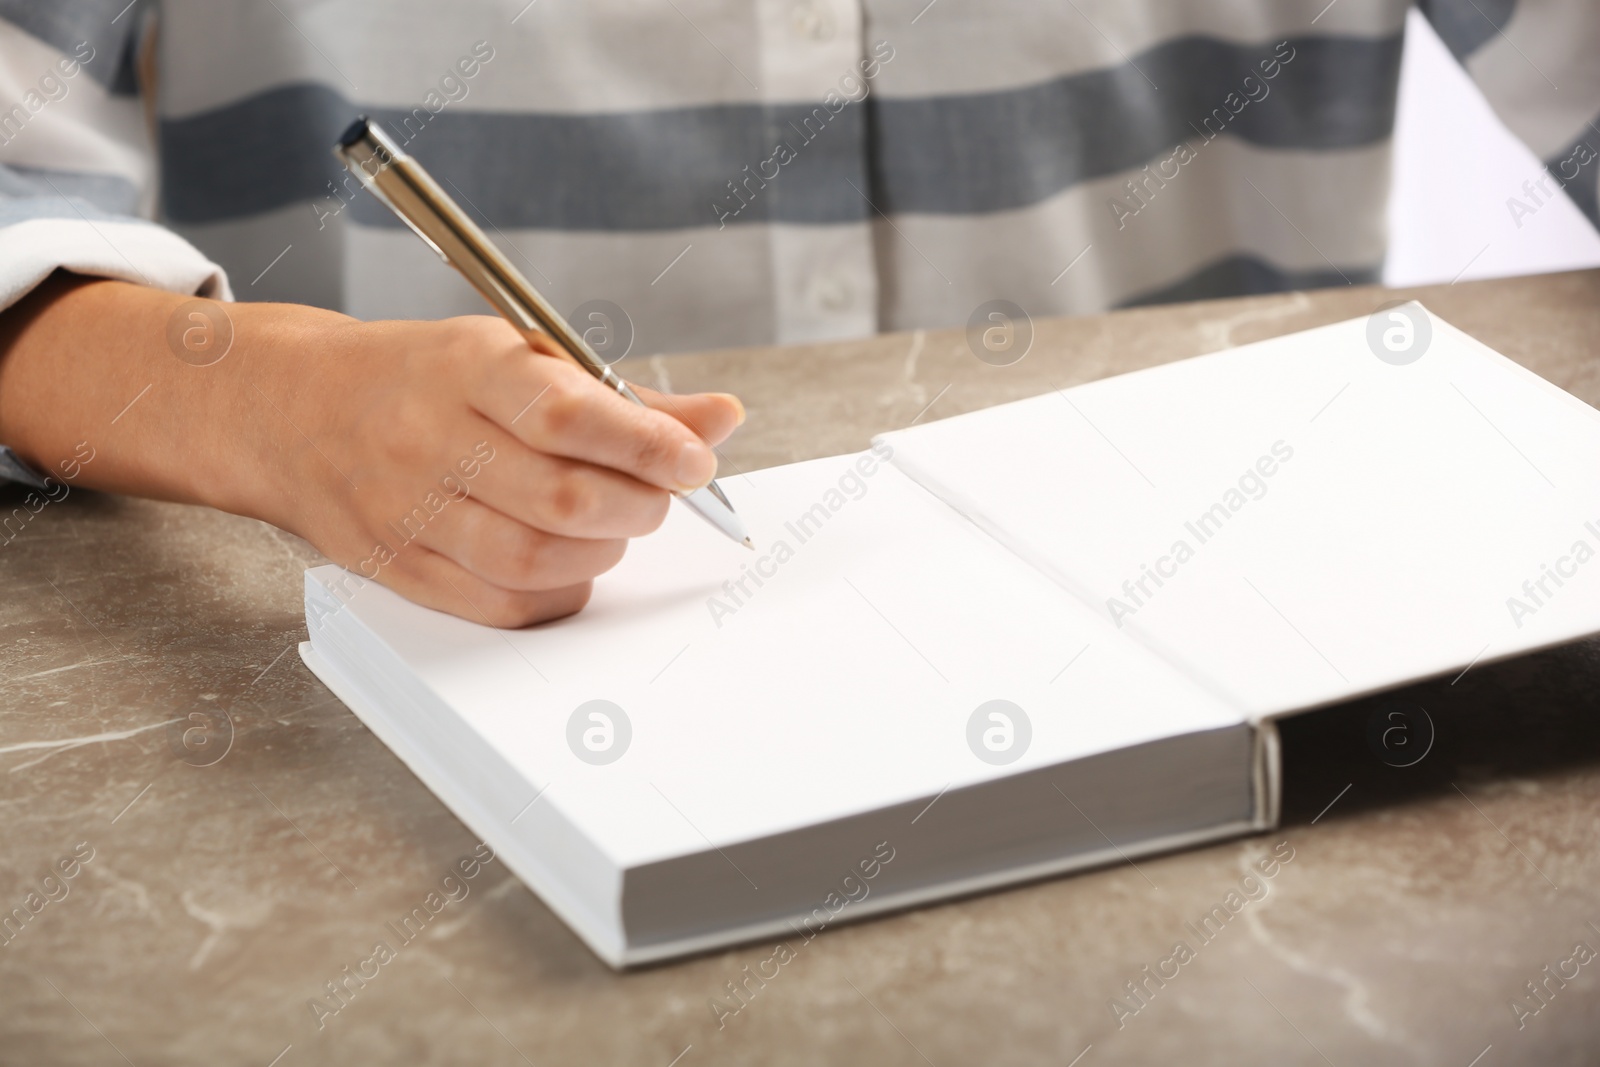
[753,0,878,344]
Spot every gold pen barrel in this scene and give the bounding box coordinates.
[334,119,608,380]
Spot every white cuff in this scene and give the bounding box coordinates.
[0,216,233,312]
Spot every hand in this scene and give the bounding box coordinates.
[0,277,744,626]
[254,308,742,627]
[245,313,744,626]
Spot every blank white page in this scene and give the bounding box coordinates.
[313,452,1240,869]
[880,307,1600,717]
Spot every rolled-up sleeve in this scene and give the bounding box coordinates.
[0,0,231,314]
[0,1,231,485]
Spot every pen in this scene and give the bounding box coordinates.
[332,116,751,549]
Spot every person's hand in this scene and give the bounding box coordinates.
[0,277,743,626]
[239,312,744,626]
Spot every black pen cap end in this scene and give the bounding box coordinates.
[336,115,371,149]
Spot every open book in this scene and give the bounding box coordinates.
[300,306,1600,967]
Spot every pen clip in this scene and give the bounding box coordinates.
[331,118,450,264]
[373,186,452,266]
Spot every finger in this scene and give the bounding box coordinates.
[630,385,745,447]
[380,544,593,628]
[413,495,629,592]
[464,418,672,540]
[475,358,718,493]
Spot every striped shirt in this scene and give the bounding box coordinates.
[0,0,1595,362]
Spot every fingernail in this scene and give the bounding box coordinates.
[718,393,747,426]
[676,441,716,490]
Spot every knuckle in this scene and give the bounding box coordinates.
[562,581,596,617]
[378,438,426,475]
[482,582,592,628]
[534,381,587,438]
[476,586,539,629]
[496,526,548,582]
[393,394,430,431]
[543,471,598,529]
[378,397,434,465]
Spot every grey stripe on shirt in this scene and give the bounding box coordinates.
[1539,114,1600,229]
[872,34,1402,216]
[1417,0,1518,61]
[159,32,1404,230]
[159,86,874,229]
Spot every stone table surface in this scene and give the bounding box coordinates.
[2,270,1598,1066]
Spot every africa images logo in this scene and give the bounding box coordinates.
[567,700,631,765]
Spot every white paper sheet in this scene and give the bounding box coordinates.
[881,306,1600,716]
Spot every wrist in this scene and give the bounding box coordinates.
[0,274,358,524]
[180,299,360,527]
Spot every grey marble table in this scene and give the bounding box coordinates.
[2,270,1597,1066]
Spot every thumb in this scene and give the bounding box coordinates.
[630,384,746,447]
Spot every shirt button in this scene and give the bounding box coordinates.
[809,272,852,312]
[790,1,835,40]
